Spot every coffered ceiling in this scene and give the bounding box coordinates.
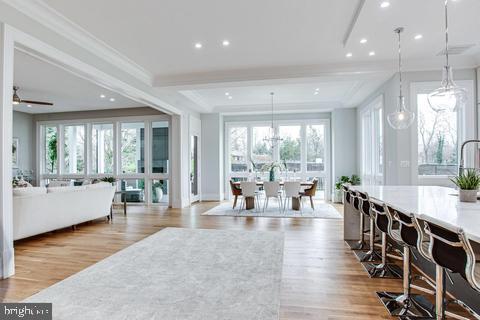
[5,0,480,114]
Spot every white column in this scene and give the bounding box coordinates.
[171,114,190,208]
[0,23,15,278]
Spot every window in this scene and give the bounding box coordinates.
[152,121,169,174]
[306,124,325,172]
[39,116,170,205]
[417,93,458,176]
[252,126,272,169]
[279,125,301,172]
[43,125,58,174]
[92,124,114,174]
[361,97,383,185]
[225,120,330,199]
[412,81,475,182]
[229,127,248,172]
[121,122,145,174]
[64,125,85,174]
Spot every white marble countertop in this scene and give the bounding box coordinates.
[348,185,480,244]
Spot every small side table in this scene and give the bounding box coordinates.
[110,191,127,220]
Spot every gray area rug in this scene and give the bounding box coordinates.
[25,228,285,320]
[203,200,342,219]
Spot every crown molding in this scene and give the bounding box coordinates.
[178,90,212,113]
[213,101,342,114]
[3,0,153,85]
[154,55,480,89]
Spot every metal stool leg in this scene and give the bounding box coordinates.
[363,232,403,278]
[355,216,382,262]
[376,247,435,318]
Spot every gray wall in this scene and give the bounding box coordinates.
[356,68,477,185]
[332,108,357,187]
[12,111,35,176]
[201,113,224,201]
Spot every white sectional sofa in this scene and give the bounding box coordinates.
[13,183,116,240]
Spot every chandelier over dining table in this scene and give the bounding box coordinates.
[263,92,283,147]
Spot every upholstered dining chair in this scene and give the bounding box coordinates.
[283,181,302,213]
[300,179,318,210]
[238,181,260,213]
[263,181,282,213]
[229,180,242,209]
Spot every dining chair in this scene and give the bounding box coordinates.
[263,181,282,213]
[283,181,302,213]
[229,180,242,209]
[238,181,260,213]
[300,179,318,210]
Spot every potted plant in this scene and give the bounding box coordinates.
[262,162,285,181]
[333,176,351,203]
[450,169,480,203]
[100,176,117,186]
[151,181,164,203]
[350,174,361,186]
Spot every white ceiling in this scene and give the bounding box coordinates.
[14,50,144,114]
[14,0,480,114]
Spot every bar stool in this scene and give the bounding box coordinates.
[354,191,382,262]
[423,221,480,320]
[344,186,368,251]
[363,202,402,278]
[376,206,435,318]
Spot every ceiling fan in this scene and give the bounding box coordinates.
[12,86,53,106]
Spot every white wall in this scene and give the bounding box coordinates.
[201,113,224,201]
[12,111,34,175]
[356,68,477,185]
[331,108,357,189]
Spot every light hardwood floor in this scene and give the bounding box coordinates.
[0,202,404,319]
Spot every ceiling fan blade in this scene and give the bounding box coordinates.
[20,99,54,106]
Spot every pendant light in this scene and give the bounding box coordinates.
[428,0,466,112]
[263,92,283,147]
[387,27,415,130]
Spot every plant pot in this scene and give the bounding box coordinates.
[458,189,478,203]
[155,187,164,202]
[269,169,275,182]
[333,189,343,203]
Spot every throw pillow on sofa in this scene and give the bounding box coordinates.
[47,186,87,193]
[48,180,72,188]
[13,187,47,197]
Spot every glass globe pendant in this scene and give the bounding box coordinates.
[428,0,466,112]
[387,27,415,130]
[387,96,415,130]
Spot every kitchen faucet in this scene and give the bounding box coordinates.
[459,139,480,175]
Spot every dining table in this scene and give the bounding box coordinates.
[233,181,314,210]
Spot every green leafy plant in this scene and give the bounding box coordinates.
[100,176,116,184]
[350,174,361,186]
[335,176,351,190]
[450,169,480,190]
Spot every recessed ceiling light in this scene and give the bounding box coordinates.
[369,51,376,56]
[315,88,320,91]
[100,94,106,98]
[27,104,32,108]
[414,34,423,40]
[109,98,115,102]
[380,1,390,8]
[228,96,233,100]
[225,92,230,96]
[314,92,319,95]
[360,38,367,44]
[194,43,203,49]
[222,40,230,47]
[346,52,353,58]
